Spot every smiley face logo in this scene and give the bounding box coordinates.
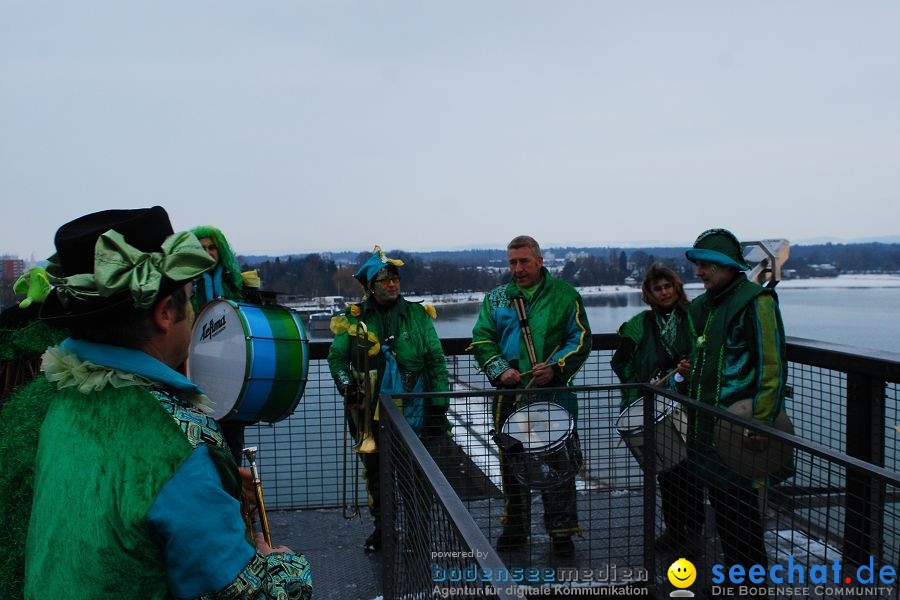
[667,558,696,588]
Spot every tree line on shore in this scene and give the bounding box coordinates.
[3,242,897,308]
[245,242,900,298]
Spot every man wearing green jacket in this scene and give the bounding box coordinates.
[3,207,312,600]
[471,235,591,557]
[686,228,788,577]
[327,245,450,553]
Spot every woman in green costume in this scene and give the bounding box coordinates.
[189,225,244,313]
[611,263,703,555]
[190,225,251,463]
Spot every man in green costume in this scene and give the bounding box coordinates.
[685,228,788,578]
[327,245,450,553]
[471,235,591,558]
[0,207,312,599]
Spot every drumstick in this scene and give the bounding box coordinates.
[512,297,539,366]
[652,367,679,386]
[523,345,560,390]
[652,355,690,386]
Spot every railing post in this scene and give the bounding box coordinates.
[379,415,396,598]
[641,386,657,585]
[843,372,886,568]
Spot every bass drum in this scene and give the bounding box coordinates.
[189,299,310,423]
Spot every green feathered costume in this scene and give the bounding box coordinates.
[190,225,244,314]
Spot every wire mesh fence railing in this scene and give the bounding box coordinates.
[235,334,899,598]
[241,336,899,512]
[379,395,522,600]
[381,383,899,598]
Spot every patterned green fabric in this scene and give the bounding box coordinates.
[197,552,312,600]
[611,309,694,408]
[687,273,789,488]
[154,390,227,449]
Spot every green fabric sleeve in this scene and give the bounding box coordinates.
[418,308,450,407]
[554,294,592,384]
[470,294,509,381]
[748,294,787,423]
[326,328,353,390]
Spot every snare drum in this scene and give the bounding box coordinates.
[499,401,582,489]
[189,300,310,423]
[615,396,688,473]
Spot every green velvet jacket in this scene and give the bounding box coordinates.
[1,359,312,600]
[470,269,591,418]
[688,273,789,488]
[611,308,695,408]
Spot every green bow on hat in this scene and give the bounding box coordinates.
[46,230,215,310]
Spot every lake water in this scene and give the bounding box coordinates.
[267,283,899,509]
[425,286,900,355]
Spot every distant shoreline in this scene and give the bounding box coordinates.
[404,274,900,307]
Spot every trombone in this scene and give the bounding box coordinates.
[342,320,377,519]
[352,321,377,454]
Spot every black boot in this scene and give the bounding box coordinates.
[363,528,381,553]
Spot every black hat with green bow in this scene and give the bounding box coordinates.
[34,206,215,321]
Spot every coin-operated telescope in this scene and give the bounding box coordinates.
[741,239,790,288]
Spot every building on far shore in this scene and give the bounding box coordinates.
[1,256,25,281]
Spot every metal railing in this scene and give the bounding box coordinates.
[380,383,899,597]
[379,396,521,600]
[241,335,900,597]
[243,336,899,508]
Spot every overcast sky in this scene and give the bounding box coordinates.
[2,1,899,260]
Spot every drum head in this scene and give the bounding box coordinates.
[501,402,573,451]
[615,396,677,435]
[189,300,247,420]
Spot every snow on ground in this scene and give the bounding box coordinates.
[410,275,900,306]
[771,274,900,288]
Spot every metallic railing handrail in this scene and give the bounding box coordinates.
[310,333,900,379]
[379,394,521,600]
[647,385,900,486]
[389,383,900,486]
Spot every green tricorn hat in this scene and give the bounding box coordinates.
[685,228,750,271]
